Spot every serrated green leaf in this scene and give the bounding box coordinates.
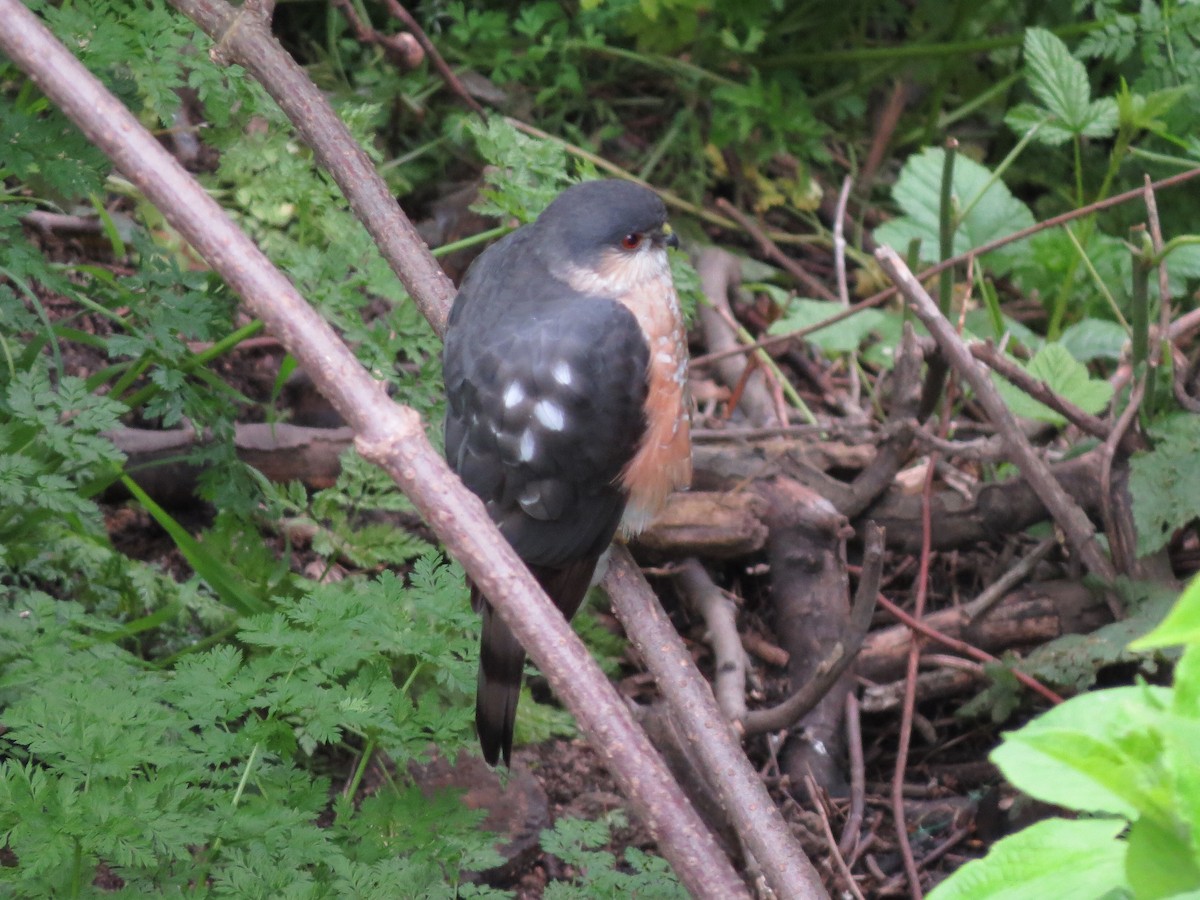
[991,343,1113,424]
[926,817,1129,900]
[1005,102,1075,146]
[767,297,891,355]
[1130,414,1200,556]
[874,148,1035,274]
[1024,28,1116,138]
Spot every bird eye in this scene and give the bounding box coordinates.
[620,232,643,251]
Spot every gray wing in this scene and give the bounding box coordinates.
[443,288,649,569]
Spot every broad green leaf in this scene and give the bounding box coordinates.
[992,343,1114,424]
[991,685,1172,818]
[874,148,1035,274]
[1176,645,1200,718]
[1008,229,1133,320]
[1058,319,1128,362]
[1126,814,1200,899]
[1130,414,1200,556]
[1132,575,1200,650]
[926,817,1128,900]
[1161,713,1200,869]
[768,297,891,354]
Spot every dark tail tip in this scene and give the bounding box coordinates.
[476,674,519,766]
[477,603,524,767]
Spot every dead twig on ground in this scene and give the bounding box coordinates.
[742,524,883,736]
[607,549,829,899]
[873,594,1065,706]
[674,558,749,723]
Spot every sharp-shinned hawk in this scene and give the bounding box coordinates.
[442,179,692,765]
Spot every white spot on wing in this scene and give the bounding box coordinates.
[534,399,566,431]
[518,429,537,462]
[503,381,525,408]
[552,360,574,386]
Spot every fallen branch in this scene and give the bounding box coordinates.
[607,549,828,899]
[742,523,883,736]
[674,558,749,722]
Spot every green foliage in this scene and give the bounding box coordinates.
[0,362,125,579]
[1130,413,1200,557]
[1134,571,1200,649]
[990,343,1114,425]
[541,813,688,899]
[1006,28,1118,146]
[874,148,1035,275]
[0,557,494,897]
[1057,318,1129,362]
[932,574,1200,900]
[467,117,577,222]
[929,817,1130,900]
[265,451,433,570]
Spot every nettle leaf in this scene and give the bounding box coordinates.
[991,684,1173,819]
[1130,413,1200,556]
[1023,27,1118,139]
[926,817,1128,900]
[874,147,1035,274]
[991,343,1113,424]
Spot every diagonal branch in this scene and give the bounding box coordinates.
[175,0,456,335]
[0,6,749,898]
[606,549,828,900]
[875,246,1117,586]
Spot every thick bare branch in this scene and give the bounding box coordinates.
[741,523,882,736]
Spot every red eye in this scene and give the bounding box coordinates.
[620,232,643,251]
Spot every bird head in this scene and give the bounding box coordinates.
[534,180,679,297]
